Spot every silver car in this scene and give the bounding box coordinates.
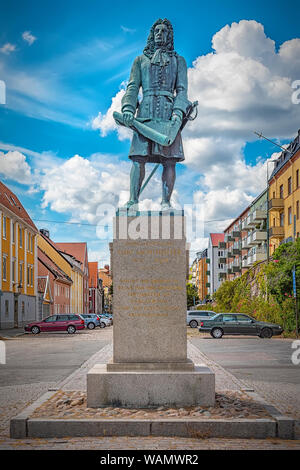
[187,310,216,328]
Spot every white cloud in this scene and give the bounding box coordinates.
[0,150,32,184]
[22,31,37,45]
[0,43,16,54]
[40,154,130,223]
[91,86,132,141]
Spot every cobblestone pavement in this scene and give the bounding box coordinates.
[0,330,300,449]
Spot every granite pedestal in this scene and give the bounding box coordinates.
[87,210,215,408]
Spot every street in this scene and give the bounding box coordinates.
[0,327,300,449]
[190,335,300,422]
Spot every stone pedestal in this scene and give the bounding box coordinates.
[87,210,215,408]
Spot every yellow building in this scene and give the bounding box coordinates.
[268,130,300,255]
[38,231,85,314]
[0,181,38,329]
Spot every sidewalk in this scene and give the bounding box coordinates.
[0,328,25,339]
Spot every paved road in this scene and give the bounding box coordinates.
[0,328,111,387]
[190,335,300,422]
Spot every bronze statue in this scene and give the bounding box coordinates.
[114,18,197,210]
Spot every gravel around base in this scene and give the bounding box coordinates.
[30,390,273,421]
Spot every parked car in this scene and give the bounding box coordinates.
[187,310,216,328]
[101,313,113,325]
[99,315,112,327]
[80,314,102,329]
[199,313,284,338]
[24,314,85,335]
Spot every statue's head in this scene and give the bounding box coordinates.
[144,18,174,57]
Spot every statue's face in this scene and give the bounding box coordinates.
[154,24,168,46]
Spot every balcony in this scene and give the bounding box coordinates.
[218,272,227,280]
[268,198,284,211]
[231,230,241,238]
[227,267,232,275]
[206,270,210,276]
[242,237,250,249]
[247,255,253,266]
[252,209,267,222]
[242,258,248,268]
[219,257,227,264]
[243,214,255,229]
[227,250,234,258]
[250,230,267,244]
[269,226,284,238]
[206,282,210,288]
[218,242,226,249]
[225,234,234,242]
[252,250,267,263]
[232,248,241,255]
[232,265,241,273]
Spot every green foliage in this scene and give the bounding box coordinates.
[186,283,199,308]
[212,240,300,335]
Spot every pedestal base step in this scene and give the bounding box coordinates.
[107,360,194,372]
[87,363,215,408]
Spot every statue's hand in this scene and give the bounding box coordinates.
[171,111,183,125]
[123,111,134,127]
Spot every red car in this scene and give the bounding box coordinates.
[25,314,85,335]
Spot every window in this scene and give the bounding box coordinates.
[12,260,15,283]
[3,216,7,239]
[288,207,292,225]
[236,314,253,322]
[12,222,15,243]
[44,316,57,322]
[19,228,23,248]
[2,256,7,281]
[297,169,299,189]
[222,315,237,322]
[273,217,276,226]
[288,177,292,195]
[297,201,300,220]
[28,234,30,251]
[31,267,33,286]
[22,302,25,317]
[280,213,284,227]
[5,300,9,316]
[27,266,30,286]
[19,263,23,285]
[280,184,284,199]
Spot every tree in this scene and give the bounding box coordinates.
[186,283,199,308]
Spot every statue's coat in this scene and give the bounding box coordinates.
[121,53,190,162]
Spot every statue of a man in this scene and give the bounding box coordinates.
[120,18,191,210]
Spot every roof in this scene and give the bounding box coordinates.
[269,130,300,181]
[88,262,98,288]
[56,242,87,266]
[0,181,37,231]
[38,247,72,284]
[210,233,225,246]
[98,267,112,288]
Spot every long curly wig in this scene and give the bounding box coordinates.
[143,18,176,58]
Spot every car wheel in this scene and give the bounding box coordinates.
[211,327,223,339]
[100,322,106,328]
[87,322,95,330]
[67,325,76,334]
[189,320,198,328]
[260,327,273,338]
[31,326,40,335]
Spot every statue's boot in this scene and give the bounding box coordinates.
[124,200,139,210]
[161,200,172,211]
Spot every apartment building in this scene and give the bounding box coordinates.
[194,248,210,302]
[207,233,225,296]
[0,181,38,329]
[220,189,267,281]
[268,130,300,254]
[56,242,89,314]
[88,261,103,315]
[37,247,72,319]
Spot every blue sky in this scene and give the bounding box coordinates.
[1,0,300,263]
